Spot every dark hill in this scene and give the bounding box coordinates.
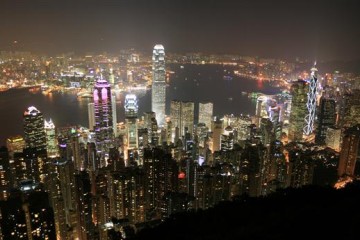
[134,182,360,240]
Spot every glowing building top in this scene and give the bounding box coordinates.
[44,119,55,129]
[24,106,41,116]
[125,94,138,119]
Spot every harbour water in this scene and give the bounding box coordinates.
[0,64,281,145]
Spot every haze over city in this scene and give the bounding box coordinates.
[1,0,360,60]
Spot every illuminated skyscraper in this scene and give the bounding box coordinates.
[338,125,360,177]
[288,80,308,142]
[125,94,138,119]
[23,106,46,151]
[44,119,58,158]
[151,44,166,126]
[111,94,117,137]
[304,64,318,135]
[93,79,114,155]
[125,94,139,149]
[325,127,341,152]
[6,135,25,155]
[198,102,213,128]
[170,100,195,138]
[315,97,336,144]
[88,103,95,130]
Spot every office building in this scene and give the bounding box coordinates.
[93,79,114,155]
[198,102,213,128]
[151,44,166,126]
[23,106,46,151]
[45,119,58,158]
[288,80,308,142]
[304,64,318,135]
[338,125,360,177]
[170,100,195,139]
[315,97,336,144]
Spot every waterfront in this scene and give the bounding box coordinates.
[0,64,281,145]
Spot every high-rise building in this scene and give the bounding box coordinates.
[288,80,308,142]
[198,102,213,128]
[210,118,223,153]
[170,100,195,139]
[111,94,118,137]
[45,119,58,158]
[144,112,157,145]
[0,147,10,201]
[325,127,341,152]
[6,135,25,155]
[304,64,318,135]
[125,94,139,150]
[151,44,166,126]
[338,125,360,177]
[125,94,138,119]
[88,103,95,131]
[93,79,114,155]
[23,106,46,151]
[315,97,336,144]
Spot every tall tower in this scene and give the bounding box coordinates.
[125,94,139,149]
[288,80,308,142]
[111,94,117,137]
[170,100,195,138]
[23,106,46,151]
[304,64,318,135]
[88,102,95,131]
[151,44,166,127]
[198,102,213,128]
[338,125,360,177]
[93,79,114,155]
[315,97,336,144]
[44,119,58,158]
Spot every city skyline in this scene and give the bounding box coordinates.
[1,1,360,238]
[0,0,359,61]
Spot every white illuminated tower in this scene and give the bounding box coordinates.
[44,119,58,158]
[304,63,318,135]
[151,44,166,127]
[93,78,114,155]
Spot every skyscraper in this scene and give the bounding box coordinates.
[198,102,213,128]
[23,106,46,151]
[151,44,166,127]
[170,100,195,138]
[315,97,336,144]
[93,79,114,155]
[44,119,58,158]
[88,103,95,131]
[338,125,360,177]
[288,80,308,142]
[125,94,139,149]
[304,64,318,135]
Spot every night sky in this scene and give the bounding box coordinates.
[1,0,359,60]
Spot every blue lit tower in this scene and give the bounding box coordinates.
[304,63,318,135]
[93,79,114,155]
[151,44,166,127]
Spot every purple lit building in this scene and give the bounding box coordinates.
[93,79,114,156]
